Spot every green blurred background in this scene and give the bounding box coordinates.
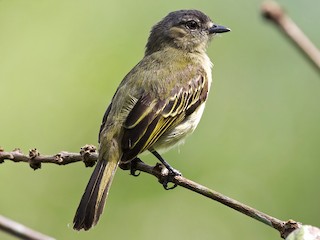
[1,0,320,239]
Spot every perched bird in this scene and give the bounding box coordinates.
[73,9,230,231]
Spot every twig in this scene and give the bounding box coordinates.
[0,145,97,170]
[131,161,301,239]
[261,0,320,72]
[0,215,55,240]
[0,146,300,238]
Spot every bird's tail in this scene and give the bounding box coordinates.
[73,139,120,231]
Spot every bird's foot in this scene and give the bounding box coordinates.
[157,163,182,190]
[130,158,143,176]
[119,157,142,177]
[151,151,182,190]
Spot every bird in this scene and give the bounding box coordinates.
[73,9,230,231]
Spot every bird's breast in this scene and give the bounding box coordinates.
[152,103,206,152]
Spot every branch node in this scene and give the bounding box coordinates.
[0,147,13,163]
[54,153,64,163]
[29,148,39,159]
[29,148,41,170]
[10,148,23,162]
[280,219,302,239]
[155,163,167,176]
[80,144,97,167]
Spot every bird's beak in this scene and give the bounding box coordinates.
[208,24,231,34]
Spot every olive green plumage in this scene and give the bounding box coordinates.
[73,9,230,231]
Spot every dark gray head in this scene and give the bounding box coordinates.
[145,10,230,55]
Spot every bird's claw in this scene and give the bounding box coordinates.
[130,158,142,177]
[158,166,182,190]
[119,158,142,177]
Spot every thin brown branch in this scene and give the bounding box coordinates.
[0,215,55,240]
[0,146,301,238]
[0,145,97,170]
[132,161,301,239]
[261,1,320,72]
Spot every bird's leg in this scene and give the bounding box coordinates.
[119,158,142,177]
[152,151,181,175]
[151,151,181,190]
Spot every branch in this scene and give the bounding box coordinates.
[261,1,320,72]
[0,215,55,240]
[130,161,301,239]
[0,145,97,170]
[0,145,301,238]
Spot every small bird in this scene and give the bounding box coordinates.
[73,9,230,231]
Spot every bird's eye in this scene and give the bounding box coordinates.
[185,20,199,30]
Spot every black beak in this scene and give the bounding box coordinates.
[209,24,231,34]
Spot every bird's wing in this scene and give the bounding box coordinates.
[121,74,209,162]
[98,103,112,143]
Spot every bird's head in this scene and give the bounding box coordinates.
[145,10,230,55]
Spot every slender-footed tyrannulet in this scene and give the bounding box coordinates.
[73,9,230,231]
